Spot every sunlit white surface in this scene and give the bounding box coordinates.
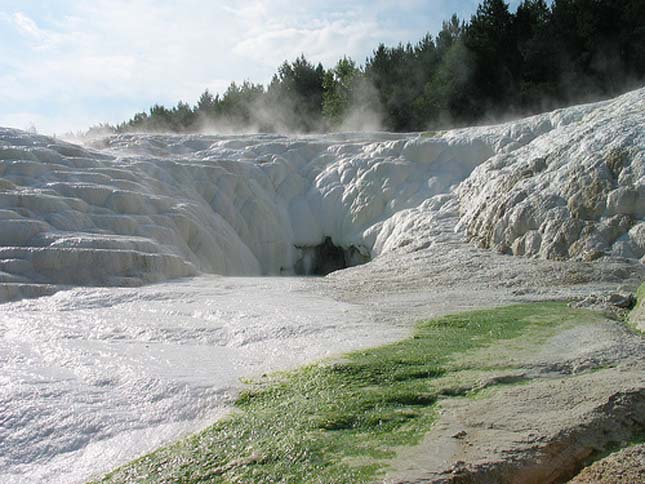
[0,88,642,301]
[0,276,404,483]
[0,88,644,483]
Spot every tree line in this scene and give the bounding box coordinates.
[101,0,645,135]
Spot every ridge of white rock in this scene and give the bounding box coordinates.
[457,90,645,261]
[0,89,643,297]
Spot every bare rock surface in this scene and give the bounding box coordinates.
[321,207,644,324]
[382,323,645,484]
[569,444,645,483]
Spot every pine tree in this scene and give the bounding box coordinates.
[464,0,518,114]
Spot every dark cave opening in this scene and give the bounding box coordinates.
[294,237,371,276]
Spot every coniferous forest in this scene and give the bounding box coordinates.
[104,0,645,134]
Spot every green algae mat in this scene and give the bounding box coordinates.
[92,302,605,484]
[629,283,645,332]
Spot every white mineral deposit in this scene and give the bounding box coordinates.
[0,88,643,483]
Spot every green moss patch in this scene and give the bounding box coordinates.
[93,302,598,484]
[628,283,645,333]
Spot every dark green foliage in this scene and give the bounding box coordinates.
[267,55,326,131]
[111,0,645,135]
[323,57,360,125]
[462,0,518,118]
[364,35,442,130]
[514,0,559,108]
[217,81,265,128]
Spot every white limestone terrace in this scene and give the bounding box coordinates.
[0,89,643,484]
[0,88,643,303]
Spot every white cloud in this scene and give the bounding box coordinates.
[13,12,43,38]
[233,18,388,68]
[0,0,462,133]
[9,11,78,51]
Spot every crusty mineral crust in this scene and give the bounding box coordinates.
[569,444,645,484]
[378,319,645,484]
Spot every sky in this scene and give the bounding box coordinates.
[0,0,522,134]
